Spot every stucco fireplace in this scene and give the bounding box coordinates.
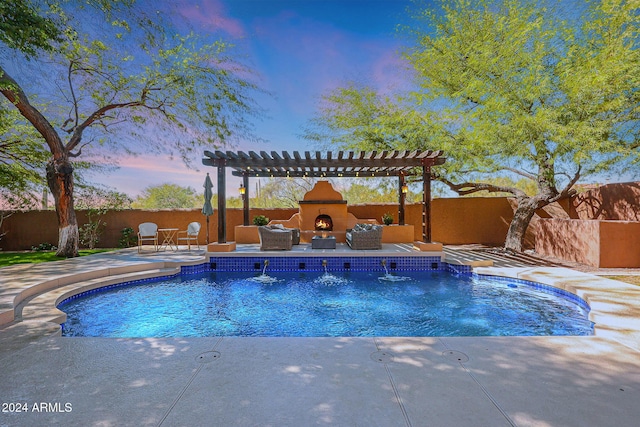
[262,180,378,243]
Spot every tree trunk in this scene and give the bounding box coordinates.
[2,66,82,257]
[46,158,79,257]
[504,196,549,253]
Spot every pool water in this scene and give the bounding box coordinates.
[59,271,593,338]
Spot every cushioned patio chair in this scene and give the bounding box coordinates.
[258,225,293,251]
[346,224,383,250]
[177,221,201,250]
[137,222,159,253]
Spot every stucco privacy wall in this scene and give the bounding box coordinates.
[536,219,640,268]
[571,181,640,221]
[534,182,640,268]
[1,197,516,251]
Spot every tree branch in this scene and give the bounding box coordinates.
[65,100,143,152]
[502,166,537,181]
[68,61,79,133]
[68,141,90,158]
[435,174,528,198]
[0,66,65,158]
[552,166,581,202]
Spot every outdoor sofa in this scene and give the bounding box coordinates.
[258,225,294,250]
[346,223,383,250]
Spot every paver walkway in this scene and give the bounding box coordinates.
[444,244,640,276]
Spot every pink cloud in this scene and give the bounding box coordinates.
[369,47,415,94]
[178,0,245,38]
[100,153,248,197]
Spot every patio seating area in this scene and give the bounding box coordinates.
[137,221,202,253]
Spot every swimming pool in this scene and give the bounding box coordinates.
[58,269,593,338]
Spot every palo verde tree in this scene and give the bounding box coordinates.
[132,183,201,209]
[0,0,263,257]
[307,0,639,252]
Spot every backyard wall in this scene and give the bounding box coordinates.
[1,197,517,251]
[536,219,640,268]
[571,181,640,221]
[533,182,640,268]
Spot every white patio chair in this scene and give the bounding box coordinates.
[177,222,201,250]
[137,222,159,253]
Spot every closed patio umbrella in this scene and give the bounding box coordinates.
[202,173,214,244]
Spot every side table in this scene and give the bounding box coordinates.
[311,236,336,249]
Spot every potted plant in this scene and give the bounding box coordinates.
[382,213,393,225]
[252,215,269,226]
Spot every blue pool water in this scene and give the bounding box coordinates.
[59,271,593,338]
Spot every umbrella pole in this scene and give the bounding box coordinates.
[206,217,210,244]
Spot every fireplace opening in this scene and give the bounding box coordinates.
[315,214,333,231]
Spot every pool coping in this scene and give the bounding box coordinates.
[2,248,640,352]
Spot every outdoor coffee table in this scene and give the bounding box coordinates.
[158,228,179,251]
[311,235,336,249]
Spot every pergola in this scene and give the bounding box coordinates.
[202,150,446,244]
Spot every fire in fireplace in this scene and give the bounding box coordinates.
[315,214,333,231]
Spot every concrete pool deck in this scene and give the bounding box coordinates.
[1,246,640,426]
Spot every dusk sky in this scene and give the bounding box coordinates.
[101,0,418,197]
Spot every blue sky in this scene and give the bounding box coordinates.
[105,0,417,197]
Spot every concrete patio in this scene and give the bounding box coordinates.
[1,246,640,426]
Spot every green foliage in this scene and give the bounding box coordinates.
[382,212,394,225]
[76,187,132,249]
[79,221,104,249]
[0,0,63,57]
[305,84,439,152]
[132,183,200,209]
[225,195,242,208]
[0,0,264,256]
[118,226,136,248]
[252,215,269,226]
[21,1,265,161]
[306,0,640,250]
[405,0,639,184]
[250,178,316,208]
[75,187,132,212]
[459,177,538,197]
[308,0,639,189]
[0,103,50,209]
[340,180,414,204]
[31,242,57,251]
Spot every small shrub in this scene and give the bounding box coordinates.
[252,215,269,226]
[31,242,57,252]
[382,212,393,225]
[118,227,137,248]
[79,219,106,249]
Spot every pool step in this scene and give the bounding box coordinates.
[18,267,179,327]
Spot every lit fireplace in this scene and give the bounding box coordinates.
[315,214,333,231]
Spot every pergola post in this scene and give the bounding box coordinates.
[217,161,226,243]
[242,174,250,226]
[398,173,406,226]
[422,163,432,243]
